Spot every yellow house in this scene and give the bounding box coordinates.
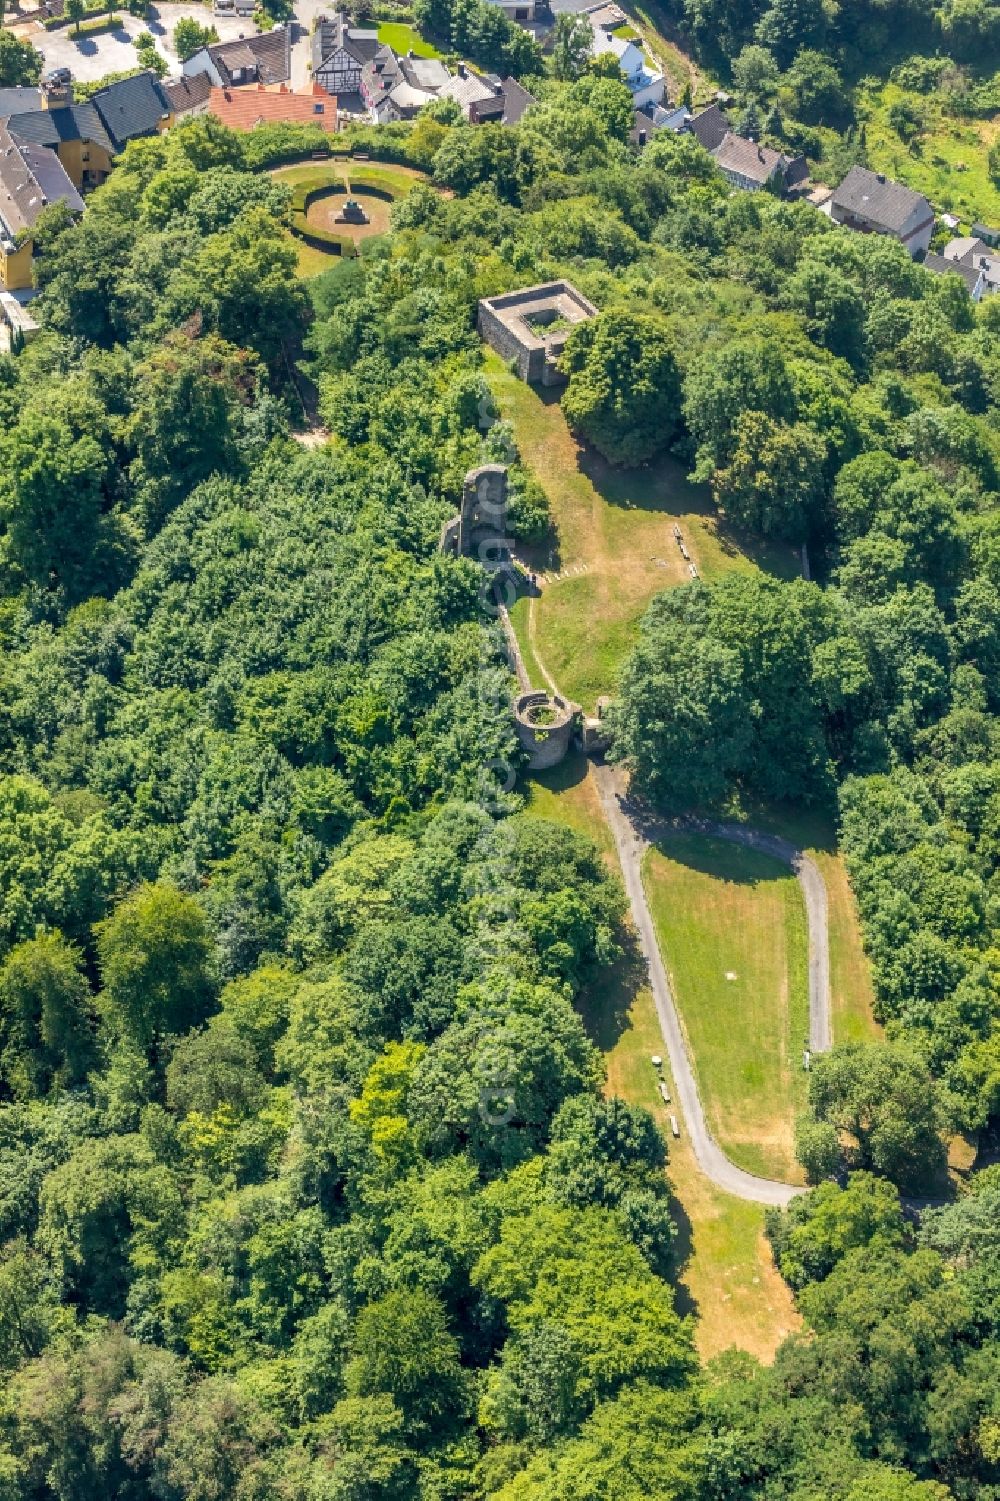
[4,99,115,191]
[0,124,85,292]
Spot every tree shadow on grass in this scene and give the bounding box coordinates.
[576,940,644,1056]
[650,831,798,887]
[576,438,803,585]
[665,1180,698,1320]
[578,441,710,521]
[525,752,590,799]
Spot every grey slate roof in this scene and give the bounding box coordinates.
[90,70,170,151]
[0,125,84,241]
[162,72,212,115]
[499,76,535,125]
[207,26,291,85]
[685,102,728,153]
[923,251,981,294]
[0,87,43,116]
[971,222,1000,247]
[3,103,114,158]
[831,165,929,232]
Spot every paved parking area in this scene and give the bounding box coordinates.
[26,2,254,83]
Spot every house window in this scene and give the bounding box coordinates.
[314,103,324,112]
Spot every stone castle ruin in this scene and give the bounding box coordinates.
[439,463,512,567]
[477,281,598,387]
[441,464,613,771]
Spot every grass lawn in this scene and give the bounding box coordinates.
[521,756,801,1363]
[287,233,337,278]
[746,804,879,1047]
[643,834,810,1184]
[376,21,443,56]
[272,161,425,196]
[487,351,801,713]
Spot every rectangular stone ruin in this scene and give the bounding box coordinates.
[477,281,598,386]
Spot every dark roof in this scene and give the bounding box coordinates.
[500,76,535,125]
[686,102,728,153]
[712,131,782,184]
[360,44,402,102]
[162,72,212,115]
[831,165,929,232]
[3,103,114,157]
[207,26,291,85]
[0,125,84,240]
[971,221,1000,247]
[783,152,808,189]
[90,70,170,151]
[312,13,379,69]
[0,86,43,116]
[923,251,981,294]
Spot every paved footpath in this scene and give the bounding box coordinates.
[594,761,834,1207]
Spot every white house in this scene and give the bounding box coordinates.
[182,28,291,89]
[589,25,663,108]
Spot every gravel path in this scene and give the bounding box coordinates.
[594,760,833,1207]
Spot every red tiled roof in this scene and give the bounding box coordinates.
[207,82,337,132]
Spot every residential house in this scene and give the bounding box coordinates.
[487,0,536,22]
[493,76,536,124]
[0,290,40,350]
[361,49,451,122]
[829,165,934,257]
[89,71,171,153]
[183,27,292,89]
[208,81,337,132]
[942,235,1000,297]
[684,101,729,152]
[922,250,987,301]
[712,131,807,193]
[589,25,663,108]
[213,0,255,16]
[162,73,213,122]
[2,100,114,188]
[0,88,43,117]
[630,100,690,148]
[0,123,84,290]
[971,221,1000,248]
[437,64,535,123]
[311,12,380,102]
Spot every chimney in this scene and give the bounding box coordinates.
[457,61,466,77]
[638,128,646,146]
[876,172,886,183]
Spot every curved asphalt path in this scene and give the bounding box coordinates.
[594,762,833,1207]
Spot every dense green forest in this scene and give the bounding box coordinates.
[0,62,998,1501]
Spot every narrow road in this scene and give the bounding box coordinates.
[594,761,833,1207]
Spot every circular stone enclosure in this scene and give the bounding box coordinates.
[514,690,576,770]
